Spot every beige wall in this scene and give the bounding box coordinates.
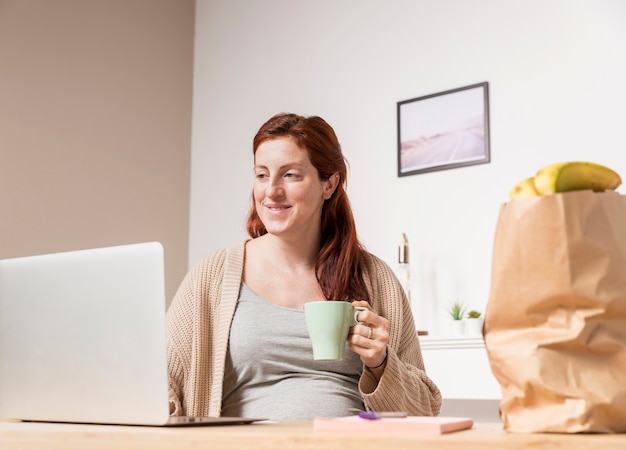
[0,0,194,303]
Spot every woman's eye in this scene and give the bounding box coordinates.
[255,173,268,180]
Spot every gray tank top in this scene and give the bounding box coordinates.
[221,283,364,420]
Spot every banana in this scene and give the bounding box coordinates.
[533,161,621,195]
[509,177,540,199]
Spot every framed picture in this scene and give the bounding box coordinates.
[397,82,490,177]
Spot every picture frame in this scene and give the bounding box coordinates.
[397,82,490,177]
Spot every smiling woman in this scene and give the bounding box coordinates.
[251,136,336,244]
[166,113,442,421]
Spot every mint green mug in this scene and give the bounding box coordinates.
[304,301,366,361]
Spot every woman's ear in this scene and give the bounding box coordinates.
[323,173,340,199]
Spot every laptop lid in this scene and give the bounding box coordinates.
[0,242,176,426]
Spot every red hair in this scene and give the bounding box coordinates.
[246,113,369,302]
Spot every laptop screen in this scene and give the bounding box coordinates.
[0,242,172,425]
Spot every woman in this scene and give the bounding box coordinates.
[167,113,441,420]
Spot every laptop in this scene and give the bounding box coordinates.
[0,242,263,427]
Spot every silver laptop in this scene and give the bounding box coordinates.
[0,242,262,426]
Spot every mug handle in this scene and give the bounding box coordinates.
[352,306,367,325]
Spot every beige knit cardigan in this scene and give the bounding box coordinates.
[166,240,442,417]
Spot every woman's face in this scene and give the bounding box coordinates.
[253,136,336,241]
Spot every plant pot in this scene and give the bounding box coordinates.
[449,319,465,336]
[466,317,483,336]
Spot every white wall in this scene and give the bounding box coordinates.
[189,0,626,335]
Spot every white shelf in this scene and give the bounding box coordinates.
[419,335,486,350]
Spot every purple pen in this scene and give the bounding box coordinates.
[358,411,408,420]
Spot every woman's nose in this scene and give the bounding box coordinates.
[266,178,284,197]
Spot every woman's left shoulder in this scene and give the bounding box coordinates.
[359,250,405,313]
[360,250,394,275]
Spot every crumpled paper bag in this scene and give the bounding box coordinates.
[484,190,626,433]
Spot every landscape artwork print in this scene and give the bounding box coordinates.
[397,82,490,177]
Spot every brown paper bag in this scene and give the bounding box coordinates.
[484,190,626,433]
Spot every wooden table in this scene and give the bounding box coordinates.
[1,420,624,450]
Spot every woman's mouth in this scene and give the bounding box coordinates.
[265,204,290,211]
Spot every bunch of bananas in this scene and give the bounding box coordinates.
[509,161,622,200]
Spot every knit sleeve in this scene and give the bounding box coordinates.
[166,261,197,416]
[358,253,442,416]
[165,249,228,416]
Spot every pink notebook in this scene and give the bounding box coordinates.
[313,415,474,435]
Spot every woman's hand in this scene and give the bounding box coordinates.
[348,300,389,376]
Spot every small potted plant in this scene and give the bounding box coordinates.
[447,301,467,335]
[466,310,483,336]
